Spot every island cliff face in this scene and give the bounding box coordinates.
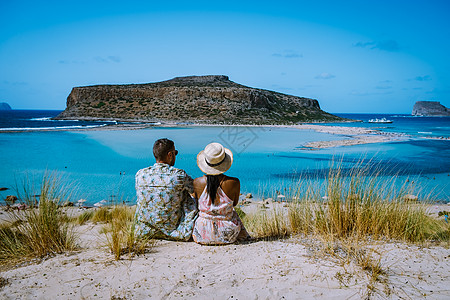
[412,101,450,116]
[56,75,344,124]
[0,102,12,110]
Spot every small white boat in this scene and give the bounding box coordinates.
[368,117,393,123]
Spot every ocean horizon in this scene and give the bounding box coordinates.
[1,110,449,205]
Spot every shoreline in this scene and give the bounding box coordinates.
[0,121,414,150]
[291,124,408,149]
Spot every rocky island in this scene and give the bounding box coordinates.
[55,75,345,124]
[412,101,450,116]
[0,102,12,110]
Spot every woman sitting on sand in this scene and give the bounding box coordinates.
[192,142,250,245]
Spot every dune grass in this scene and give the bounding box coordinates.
[241,158,448,243]
[105,205,134,260]
[240,160,449,296]
[0,174,77,266]
[2,160,447,296]
[240,205,290,240]
[80,206,133,226]
[284,160,449,243]
[83,204,154,260]
[76,210,94,225]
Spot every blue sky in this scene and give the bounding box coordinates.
[1,0,449,113]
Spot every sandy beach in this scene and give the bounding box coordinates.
[2,0,450,298]
[1,202,449,299]
[1,120,448,299]
[291,124,407,149]
[0,122,410,151]
[2,233,449,299]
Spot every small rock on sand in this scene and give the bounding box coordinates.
[5,195,18,204]
[264,198,273,205]
[404,194,419,202]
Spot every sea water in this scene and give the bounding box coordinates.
[328,113,450,139]
[0,111,449,204]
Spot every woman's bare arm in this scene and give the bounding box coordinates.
[222,176,240,206]
[232,179,240,206]
[193,176,206,200]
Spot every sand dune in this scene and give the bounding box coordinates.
[1,205,449,299]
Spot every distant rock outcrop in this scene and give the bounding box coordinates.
[55,75,345,124]
[0,102,12,110]
[412,101,450,116]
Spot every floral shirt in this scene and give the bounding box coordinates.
[134,163,197,241]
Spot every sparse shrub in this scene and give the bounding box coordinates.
[91,207,112,223]
[77,210,94,225]
[0,173,77,265]
[244,158,448,295]
[97,205,154,260]
[235,206,246,219]
[243,205,290,240]
[92,101,105,108]
[284,159,448,243]
[0,276,9,289]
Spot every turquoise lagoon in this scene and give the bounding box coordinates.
[1,125,449,205]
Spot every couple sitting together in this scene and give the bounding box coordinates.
[134,138,250,245]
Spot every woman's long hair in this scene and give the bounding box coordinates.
[206,175,221,204]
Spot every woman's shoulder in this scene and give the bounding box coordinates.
[194,175,206,183]
[222,175,240,188]
[193,174,239,185]
[193,176,207,189]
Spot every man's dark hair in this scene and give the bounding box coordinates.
[153,138,175,160]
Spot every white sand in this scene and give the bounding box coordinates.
[1,228,449,299]
[290,124,407,149]
[2,122,409,150]
[1,204,449,299]
[186,123,407,149]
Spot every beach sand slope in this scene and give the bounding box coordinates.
[1,221,449,299]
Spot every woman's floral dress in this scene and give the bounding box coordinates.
[193,186,248,245]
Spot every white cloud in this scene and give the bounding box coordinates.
[350,90,393,96]
[94,56,121,63]
[314,73,335,80]
[414,75,432,81]
[272,50,303,58]
[354,40,400,52]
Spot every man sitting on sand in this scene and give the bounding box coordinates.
[134,138,197,241]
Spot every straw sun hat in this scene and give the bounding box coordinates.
[197,142,233,175]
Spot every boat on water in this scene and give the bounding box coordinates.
[368,117,393,123]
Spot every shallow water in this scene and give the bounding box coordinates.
[332,113,450,139]
[1,124,449,205]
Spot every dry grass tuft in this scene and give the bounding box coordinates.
[242,205,290,240]
[98,205,155,260]
[0,276,9,289]
[0,173,77,266]
[92,207,112,223]
[245,159,449,296]
[76,210,94,225]
[285,160,448,244]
